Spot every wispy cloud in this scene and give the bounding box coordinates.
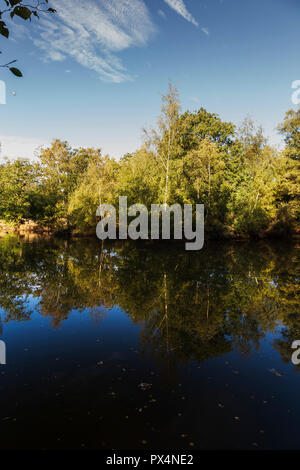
[158,9,167,19]
[201,27,210,36]
[33,0,156,83]
[31,0,200,82]
[163,0,198,26]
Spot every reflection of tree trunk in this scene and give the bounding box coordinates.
[158,272,170,353]
[164,272,169,353]
[206,285,210,320]
[195,280,200,304]
[98,239,104,289]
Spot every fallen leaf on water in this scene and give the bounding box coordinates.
[268,368,283,377]
[138,382,152,391]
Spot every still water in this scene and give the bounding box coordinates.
[0,235,299,450]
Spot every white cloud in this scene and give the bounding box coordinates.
[158,9,167,19]
[33,0,156,83]
[201,27,210,36]
[0,136,49,161]
[163,0,198,26]
[30,0,200,82]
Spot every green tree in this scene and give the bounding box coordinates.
[278,108,300,160]
[68,155,119,230]
[144,82,181,205]
[37,139,102,224]
[0,158,37,221]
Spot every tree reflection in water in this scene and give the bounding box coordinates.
[0,234,298,369]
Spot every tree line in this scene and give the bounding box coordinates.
[0,84,299,238]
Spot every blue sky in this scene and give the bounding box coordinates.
[0,0,299,160]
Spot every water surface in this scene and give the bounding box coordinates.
[0,236,299,450]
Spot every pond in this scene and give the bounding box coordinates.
[0,235,299,450]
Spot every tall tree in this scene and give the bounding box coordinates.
[144,83,181,205]
[278,108,300,161]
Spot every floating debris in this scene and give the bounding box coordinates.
[138,382,152,391]
[268,368,283,377]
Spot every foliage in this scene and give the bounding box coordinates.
[0,85,299,237]
[278,108,300,161]
[0,0,56,76]
[0,158,37,221]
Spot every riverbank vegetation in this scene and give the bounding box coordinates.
[0,85,299,239]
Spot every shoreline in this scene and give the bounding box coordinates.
[0,220,299,242]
